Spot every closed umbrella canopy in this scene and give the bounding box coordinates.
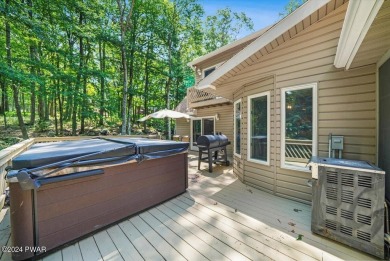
[138,109,191,122]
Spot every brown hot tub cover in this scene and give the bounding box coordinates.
[8,138,189,260]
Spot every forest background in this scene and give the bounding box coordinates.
[0,0,302,149]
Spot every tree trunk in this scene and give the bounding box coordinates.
[119,30,128,135]
[0,75,9,114]
[98,40,105,126]
[21,93,26,116]
[165,40,173,140]
[79,11,85,134]
[72,10,84,136]
[44,94,49,120]
[143,37,152,133]
[117,0,135,135]
[38,55,45,121]
[27,0,36,125]
[5,0,28,139]
[0,77,7,127]
[126,23,137,134]
[56,54,63,135]
[54,89,58,135]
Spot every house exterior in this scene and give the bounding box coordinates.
[179,0,390,204]
[175,93,233,155]
[175,26,273,156]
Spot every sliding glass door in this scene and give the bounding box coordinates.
[191,117,215,150]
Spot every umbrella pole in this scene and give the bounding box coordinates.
[168,118,171,140]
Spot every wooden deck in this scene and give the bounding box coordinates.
[0,153,378,261]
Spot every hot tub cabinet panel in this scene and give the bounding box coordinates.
[8,139,188,260]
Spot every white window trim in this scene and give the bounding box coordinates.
[234,99,242,158]
[281,83,318,172]
[376,49,390,164]
[190,116,216,151]
[247,91,270,166]
[202,65,216,79]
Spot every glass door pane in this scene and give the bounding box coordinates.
[250,95,268,162]
[284,87,313,167]
[192,119,201,147]
[203,118,214,135]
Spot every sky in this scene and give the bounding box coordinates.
[198,0,291,37]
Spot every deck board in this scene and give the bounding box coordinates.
[78,237,102,261]
[0,154,379,261]
[0,229,12,261]
[139,211,208,261]
[117,221,161,261]
[130,215,186,261]
[148,207,229,261]
[181,192,323,258]
[177,194,317,261]
[94,230,123,261]
[156,204,242,260]
[190,178,373,260]
[171,197,278,261]
[61,244,83,261]
[42,250,62,261]
[166,199,270,260]
[0,208,11,261]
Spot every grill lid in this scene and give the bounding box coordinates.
[197,134,230,148]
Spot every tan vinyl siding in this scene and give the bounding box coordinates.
[242,77,275,194]
[214,2,378,204]
[175,118,190,137]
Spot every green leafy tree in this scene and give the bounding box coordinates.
[0,0,257,141]
[279,0,308,17]
[203,7,254,52]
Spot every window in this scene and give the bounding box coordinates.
[203,67,216,78]
[234,99,241,157]
[247,92,270,165]
[281,83,317,171]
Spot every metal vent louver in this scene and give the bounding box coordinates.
[311,157,385,259]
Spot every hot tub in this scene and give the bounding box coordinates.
[7,138,189,260]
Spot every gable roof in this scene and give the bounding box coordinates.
[196,0,340,90]
[188,25,272,68]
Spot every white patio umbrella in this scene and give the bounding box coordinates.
[137,109,191,122]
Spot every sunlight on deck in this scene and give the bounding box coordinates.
[0,153,378,261]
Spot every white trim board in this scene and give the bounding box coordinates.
[197,0,332,90]
[233,99,242,158]
[376,50,390,164]
[247,91,271,166]
[280,83,318,172]
[334,0,384,69]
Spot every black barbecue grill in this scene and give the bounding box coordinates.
[197,133,230,172]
